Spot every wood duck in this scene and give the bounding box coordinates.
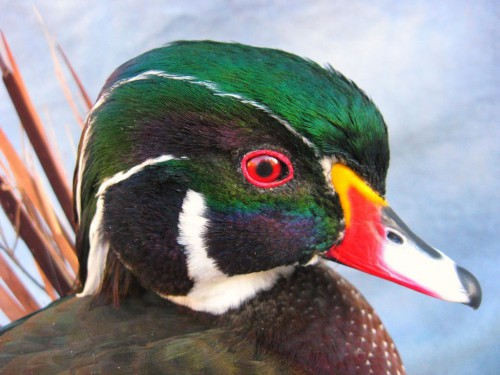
[0,41,481,374]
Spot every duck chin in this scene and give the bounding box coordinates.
[163,265,295,315]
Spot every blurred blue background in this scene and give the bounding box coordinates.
[0,1,498,374]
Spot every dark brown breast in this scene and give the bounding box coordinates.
[219,263,405,375]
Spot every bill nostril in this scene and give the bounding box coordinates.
[386,229,404,245]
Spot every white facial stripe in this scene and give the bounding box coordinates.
[383,241,469,303]
[95,154,183,197]
[177,189,224,283]
[172,190,295,314]
[77,154,183,297]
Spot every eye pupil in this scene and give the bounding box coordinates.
[255,158,279,178]
[256,160,273,177]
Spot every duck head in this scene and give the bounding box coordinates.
[75,41,481,313]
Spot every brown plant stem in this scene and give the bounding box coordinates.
[0,251,40,312]
[0,283,26,322]
[0,175,72,296]
[0,129,78,272]
[58,45,93,111]
[1,32,75,229]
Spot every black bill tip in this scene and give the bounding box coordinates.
[457,265,482,309]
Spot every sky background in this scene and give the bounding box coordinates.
[0,1,499,374]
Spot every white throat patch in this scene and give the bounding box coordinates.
[169,189,295,314]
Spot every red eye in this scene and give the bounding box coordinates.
[241,150,294,188]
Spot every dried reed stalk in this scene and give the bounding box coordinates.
[0,129,78,272]
[0,175,73,296]
[0,30,90,323]
[0,283,26,321]
[58,45,93,111]
[0,32,75,228]
[0,251,40,313]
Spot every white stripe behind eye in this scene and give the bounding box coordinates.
[77,154,184,297]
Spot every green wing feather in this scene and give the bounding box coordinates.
[0,294,301,374]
